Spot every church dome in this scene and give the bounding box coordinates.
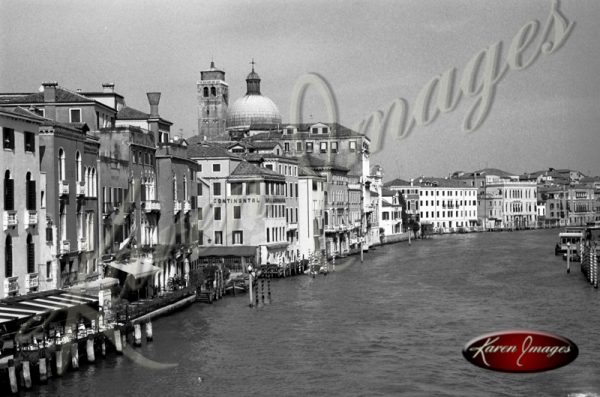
[226,63,282,129]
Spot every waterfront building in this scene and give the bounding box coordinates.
[410,177,478,232]
[381,188,403,237]
[297,165,326,259]
[244,153,300,263]
[383,178,420,226]
[1,109,44,297]
[299,155,351,257]
[541,185,596,227]
[155,136,199,290]
[197,62,229,141]
[347,175,364,253]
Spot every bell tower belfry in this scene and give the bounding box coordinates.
[197,61,229,141]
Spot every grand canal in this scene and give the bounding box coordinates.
[28,229,600,396]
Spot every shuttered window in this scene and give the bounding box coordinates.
[4,177,14,211]
[27,235,35,274]
[26,180,36,210]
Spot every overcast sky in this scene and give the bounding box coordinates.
[1,0,598,180]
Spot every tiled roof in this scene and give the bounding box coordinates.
[0,107,46,123]
[474,168,515,177]
[384,178,411,187]
[230,161,285,179]
[245,122,366,141]
[299,166,320,177]
[0,87,96,104]
[250,141,280,149]
[117,106,150,120]
[187,144,241,159]
[381,188,397,196]
[413,177,477,188]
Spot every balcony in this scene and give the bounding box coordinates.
[76,181,86,197]
[60,240,71,254]
[25,273,39,291]
[287,222,298,230]
[3,210,17,230]
[143,200,161,213]
[174,200,182,214]
[24,210,37,227]
[3,276,19,296]
[59,180,69,196]
[78,237,88,252]
[183,200,192,214]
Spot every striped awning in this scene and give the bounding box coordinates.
[0,291,97,325]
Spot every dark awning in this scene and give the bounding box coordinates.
[0,290,98,329]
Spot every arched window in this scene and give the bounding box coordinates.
[183,176,188,200]
[76,151,82,182]
[211,87,216,96]
[26,172,36,210]
[58,148,66,181]
[91,168,97,197]
[4,170,14,210]
[5,235,12,277]
[85,167,90,196]
[173,176,178,201]
[26,234,35,274]
[203,87,209,97]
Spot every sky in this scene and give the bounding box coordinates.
[1,0,598,180]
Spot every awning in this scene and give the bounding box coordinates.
[0,290,98,326]
[106,260,161,279]
[196,246,257,257]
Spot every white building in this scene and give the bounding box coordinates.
[414,177,479,232]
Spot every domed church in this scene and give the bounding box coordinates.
[197,60,282,141]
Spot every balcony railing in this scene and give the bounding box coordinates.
[24,210,37,226]
[287,222,298,230]
[25,273,39,291]
[174,200,182,214]
[4,276,19,296]
[76,181,86,196]
[59,180,69,196]
[78,237,88,252]
[183,200,191,214]
[60,240,71,254]
[3,210,18,230]
[143,200,161,213]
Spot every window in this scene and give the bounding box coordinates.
[311,127,318,134]
[233,231,243,245]
[27,234,35,274]
[24,132,35,153]
[214,231,223,245]
[5,235,12,277]
[58,148,66,180]
[265,164,273,170]
[3,127,15,150]
[296,142,303,152]
[70,108,82,123]
[231,183,243,195]
[234,206,241,219]
[247,181,260,195]
[306,142,313,153]
[213,182,221,196]
[4,170,14,211]
[284,143,290,152]
[26,172,36,210]
[76,151,82,182]
[199,230,204,245]
[349,140,356,152]
[320,142,328,153]
[211,87,216,96]
[203,87,209,97]
[213,163,221,172]
[331,141,338,153]
[214,207,222,221]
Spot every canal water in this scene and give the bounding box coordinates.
[27,229,600,396]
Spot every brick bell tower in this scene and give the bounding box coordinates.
[197,61,229,141]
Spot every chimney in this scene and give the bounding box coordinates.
[102,83,115,93]
[42,81,58,102]
[147,92,161,118]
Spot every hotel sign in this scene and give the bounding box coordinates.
[213,197,261,205]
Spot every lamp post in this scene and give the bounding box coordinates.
[247,264,256,307]
[566,242,571,274]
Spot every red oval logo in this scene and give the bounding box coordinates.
[463,330,578,373]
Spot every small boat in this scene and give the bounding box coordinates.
[555,230,584,256]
